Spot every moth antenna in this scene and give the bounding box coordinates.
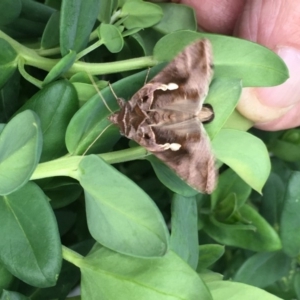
[108,82,119,101]
[144,67,151,85]
[87,72,114,114]
[82,123,113,157]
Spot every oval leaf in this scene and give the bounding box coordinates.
[41,11,60,49]
[170,194,199,269]
[0,182,61,287]
[207,281,282,300]
[234,252,291,288]
[99,23,124,53]
[60,0,100,56]
[204,78,242,139]
[204,204,282,252]
[153,3,197,34]
[0,38,18,89]
[17,80,78,162]
[81,247,212,300]
[0,110,42,195]
[212,129,271,193]
[43,50,77,85]
[0,0,22,26]
[147,156,198,197]
[154,31,289,87]
[120,1,163,29]
[78,155,169,257]
[0,290,29,300]
[280,171,300,257]
[197,244,225,270]
[211,168,252,210]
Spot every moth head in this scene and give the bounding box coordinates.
[108,97,127,124]
[108,113,119,125]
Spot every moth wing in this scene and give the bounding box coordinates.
[129,39,213,113]
[151,118,216,193]
[150,39,213,113]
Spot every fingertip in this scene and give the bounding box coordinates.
[179,0,244,34]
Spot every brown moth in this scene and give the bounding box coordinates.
[108,39,217,193]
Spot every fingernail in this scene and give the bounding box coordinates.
[257,47,300,107]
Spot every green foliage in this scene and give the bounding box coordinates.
[0,0,296,299]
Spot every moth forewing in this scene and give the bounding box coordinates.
[108,39,217,194]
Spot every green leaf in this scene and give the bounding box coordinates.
[0,38,18,89]
[0,70,21,123]
[31,241,94,300]
[78,155,169,257]
[0,290,29,300]
[19,0,55,23]
[99,23,124,53]
[80,247,213,300]
[197,244,225,270]
[0,110,42,195]
[153,31,289,87]
[211,168,252,210]
[0,0,22,26]
[69,71,108,102]
[122,27,142,37]
[71,80,108,103]
[204,78,242,139]
[0,262,13,290]
[41,11,60,49]
[294,271,300,299]
[198,269,223,283]
[120,1,163,29]
[0,182,61,287]
[41,177,82,209]
[260,172,285,226]
[269,129,300,162]
[154,3,197,34]
[170,194,198,269]
[1,19,46,39]
[280,171,300,257]
[43,50,77,85]
[147,156,198,197]
[60,0,101,56]
[17,80,78,162]
[207,281,283,300]
[203,204,282,252]
[98,0,116,23]
[134,27,163,55]
[233,252,291,288]
[212,129,271,194]
[213,193,238,222]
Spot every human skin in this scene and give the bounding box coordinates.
[180,0,300,131]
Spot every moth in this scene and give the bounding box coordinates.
[108,39,217,193]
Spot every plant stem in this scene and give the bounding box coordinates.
[101,146,149,164]
[76,39,104,61]
[68,55,157,76]
[18,58,43,88]
[0,30,158,76]
[62,246,83,267]
[31,147,149,180]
